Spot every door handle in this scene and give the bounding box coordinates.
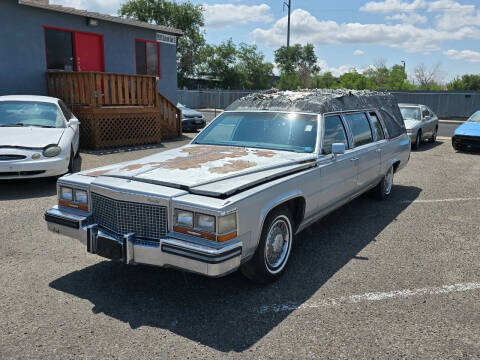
[350,157,359,161]
[376,148,382,153]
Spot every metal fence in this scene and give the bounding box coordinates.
[178,89,480,119]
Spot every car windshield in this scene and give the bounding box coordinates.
[177,103,186,109]
[0,101,65,128]
[400,107,421,121]
[468,111,480,122]
[193,111,318,153]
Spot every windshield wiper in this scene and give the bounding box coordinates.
[23,124,56,128]
[0,123,24,127]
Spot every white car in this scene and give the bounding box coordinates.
[0,95,80,179]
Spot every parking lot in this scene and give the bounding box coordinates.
[1,136,479,358]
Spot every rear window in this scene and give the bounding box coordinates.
[380,108,406,138]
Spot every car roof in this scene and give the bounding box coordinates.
[398,103,422,107]
[0,95,60,104]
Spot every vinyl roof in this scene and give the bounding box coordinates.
[19,0,183,36]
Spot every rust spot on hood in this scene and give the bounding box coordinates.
[86,169,111,177]
[209,160,257,174]
[253,150,276,158]
[120,163,145,171]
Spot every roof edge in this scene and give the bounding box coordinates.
[18,0,183,36]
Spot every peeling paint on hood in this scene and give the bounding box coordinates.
[83,144,315,190]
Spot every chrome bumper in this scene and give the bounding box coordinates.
[45,206,242,277]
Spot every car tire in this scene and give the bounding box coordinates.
[372,166,394,200]
[412,131,421,150]
[429,127,437,142]
[240,206,294,283]
[68,148,75,173]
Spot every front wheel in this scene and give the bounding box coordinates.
[372,166,394,200]
[429,127,437,142]
[240,207,294,283]
[412,131,421,150]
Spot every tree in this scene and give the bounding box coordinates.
[236,43,274,90]
[120,0,205,87]
[414,63,442,89]
[447,74,480,90]
[274,44,320,88]
[311,72,338,89]
[337,70,375,90]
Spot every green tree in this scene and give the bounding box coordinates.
[274,44,320,88]
[447,74,480,90]
[311,72,338,89]
[337,70,375,90]
[120,0,205,87]
[236,43,274,90]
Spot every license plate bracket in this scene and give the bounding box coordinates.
[96,235,123,261]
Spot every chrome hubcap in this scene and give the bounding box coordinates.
[385,167,393,195]
[264,216,291,273]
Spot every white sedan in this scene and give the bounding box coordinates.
[0,95,80,179]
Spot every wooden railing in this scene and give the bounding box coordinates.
[158,91,182,138]
[46,71,158,107]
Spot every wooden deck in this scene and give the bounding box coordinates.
[46,71,181,149]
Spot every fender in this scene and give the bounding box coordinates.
[255,189,306,248]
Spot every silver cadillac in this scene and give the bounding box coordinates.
[45,90,410,283]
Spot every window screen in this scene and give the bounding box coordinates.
[369,112,385,140]
[135,40,159,76]
[344,113,373,147]
[323,115,348,154]
[45,28,74,71]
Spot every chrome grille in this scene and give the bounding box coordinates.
[91,192,168,241]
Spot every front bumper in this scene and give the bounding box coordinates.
[45,206,242,277]
[452,135,480,150]
[0,148,68,179]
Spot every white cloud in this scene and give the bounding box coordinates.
[204,4,273,29]
[353,49,365,55]
[318,60,373,77]
[251,8,480,53]
[385,12,428,24]
[51,0,121,15]
[444,49,480,62]
[428,1,480,31]
[360,0,427,13]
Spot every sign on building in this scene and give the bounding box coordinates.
[156,33,177,45]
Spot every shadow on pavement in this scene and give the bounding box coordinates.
[50,184,421,352]
[414,140,444,152]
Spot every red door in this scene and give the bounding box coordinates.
[74,32,104,72]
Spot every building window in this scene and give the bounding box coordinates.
[135,39,160,77]
[45,28,74,71]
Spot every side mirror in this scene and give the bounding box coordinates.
[68,119,80,127]
[331,143,346,159]
[423,115,431,121]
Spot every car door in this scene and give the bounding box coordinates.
[343,112,380,192]
[426,106,438,134]
[421,106,434,137]
[316,114,357,211]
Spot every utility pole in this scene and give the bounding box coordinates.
[284,0,291,47]
[401,60,406,72]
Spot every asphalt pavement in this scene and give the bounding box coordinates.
[1,136,479,359]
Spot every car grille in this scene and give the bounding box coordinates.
[0,155,27,161]
[454,135,480,148]
[91,192,168,242]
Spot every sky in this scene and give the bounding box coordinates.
[51,0,480,82]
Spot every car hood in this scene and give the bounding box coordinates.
[454,122,480,136]
[0,127,64,148]
[181,108,202,117]
[83,144,317,196]
[403,119,420,129]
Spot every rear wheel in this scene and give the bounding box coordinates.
[372,166,394,200]
[241,207,294,283]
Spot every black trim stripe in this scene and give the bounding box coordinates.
[45,213,80,229]
[161,245,241,264]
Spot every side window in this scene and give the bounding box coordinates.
[322,115,349,154]
[58,101,73,120]
[344,113,373,147]
[369,112,385,140]
[422,107,429,118]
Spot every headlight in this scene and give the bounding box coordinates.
[195,213,215,233]
[60,186,73,201]
[218,213,237,234]
[75,189,88,204]
[175,209,193,227]
[43,145,62,157]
